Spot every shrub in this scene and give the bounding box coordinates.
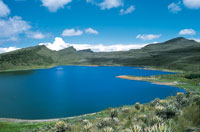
[110,109,118,119]
[145,123,173,132]
[97,118,113,129]
[81,122,92,132]
[122,107,131,113]
[150,98,160,107]
[135,102,141,110]
[133,125,142,132]
[149,116,163,126]
[124,125,142,132]
[54,121,71,132]
[155,104,177,119]
[103,127,114,132]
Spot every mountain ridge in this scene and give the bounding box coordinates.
[0,37,199,72]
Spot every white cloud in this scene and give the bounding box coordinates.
[41,0,72,12]
[179,29,196,35]
[100,0,123,9]
[0,16,47,43]
[120,5,135,15]
[0,47,20,54]
[168,3,182,13]
[85,28,99,34]
[183,0,200,9]
[0,16,31,38]
[26,31,48,39]
[136,34,162,41]
[39,37,69,51]
[87,0,123,10]
[0,0,10,17]
[62,28,83,37]
[39,37,147,52]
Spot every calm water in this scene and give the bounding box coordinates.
[0,66,184,119]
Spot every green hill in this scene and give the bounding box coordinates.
[0,37,199,72]
[0,45,55,71]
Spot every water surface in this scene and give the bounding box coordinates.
[0,66,184,119]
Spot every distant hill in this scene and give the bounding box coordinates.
[77,49,94,53]
[142,37,199,51]
[0,37,199,72]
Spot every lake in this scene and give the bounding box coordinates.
[0,66,184,119]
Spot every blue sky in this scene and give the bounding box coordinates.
[0,0,200,52]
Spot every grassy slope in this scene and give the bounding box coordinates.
[0,121,54,132]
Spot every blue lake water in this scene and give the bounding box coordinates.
[0,66,185,119]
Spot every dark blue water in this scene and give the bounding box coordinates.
[0,66,184,119]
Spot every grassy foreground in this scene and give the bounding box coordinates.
[0,68,200,132]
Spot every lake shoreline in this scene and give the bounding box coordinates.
[116,75,178,86]
[0,65,56,73]
[132,67,180,73]
[0,64,178,73]
[0,64,101,73]
[0,66,183,123]
[0,112,99,123]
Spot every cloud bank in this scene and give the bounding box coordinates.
[0,47,20,54]
[39,37,147,52]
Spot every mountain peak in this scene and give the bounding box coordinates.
[164,37,188,44]
[58,46,76,54]
[61,46,76,51]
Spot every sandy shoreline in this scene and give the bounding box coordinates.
[134,67,158,71]
[116,75,176,86]
[133,67,178,73]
